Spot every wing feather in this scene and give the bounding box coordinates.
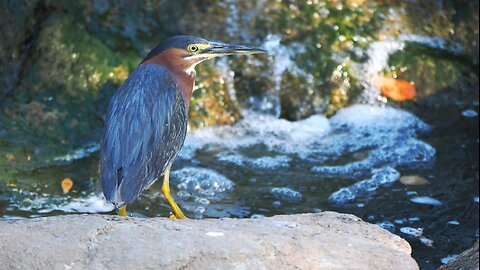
[100,64,187,206]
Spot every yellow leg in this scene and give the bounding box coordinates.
[162,166,186,219]
[118,205,127,216]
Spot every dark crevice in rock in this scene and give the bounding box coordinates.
[7,1,55,98]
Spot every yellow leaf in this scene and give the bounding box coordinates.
[372,76,416,102]
[61,178,74,193]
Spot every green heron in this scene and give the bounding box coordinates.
[100,35,266,218]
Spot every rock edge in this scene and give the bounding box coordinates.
[0,212,418,270]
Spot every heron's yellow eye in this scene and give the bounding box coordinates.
[188,44,199,53]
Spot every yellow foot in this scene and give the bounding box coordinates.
[118,206,127,216]
[162,167,187,219]
[169,212,187,219]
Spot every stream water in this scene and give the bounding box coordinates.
[1,101,478,269]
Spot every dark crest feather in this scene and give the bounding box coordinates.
[142,35,209,63]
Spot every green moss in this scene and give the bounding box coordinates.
[258,0,387,118]
[387,43,471,97]
[0,13,138,174]
[189,62,242,129]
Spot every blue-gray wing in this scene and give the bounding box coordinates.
[100,64,187,206]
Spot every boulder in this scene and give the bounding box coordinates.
[0,212,418,270]
[439,241,479,270]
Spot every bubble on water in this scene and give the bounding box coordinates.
[400,227,423,237]
[410,196,442,206]
[194,206,206,214]
[447,220,460,225]
[176,190,191,200]
[195,197,210,205]
[51,195,115,213]
[178,111,331,161]
[441,254,459,265]
[331,103,429,131]
[395,219,405,224]
[462,109,478,118]
[329,167,400,204]
[169,168,234,218]
[271,187,303,202]
[217,152,291,169]
[178,104,434,205]
[377,221,395,233]
[171,167,234,200]
[313,105,434,179]
[252,156,291,169]
[420,237,434,247]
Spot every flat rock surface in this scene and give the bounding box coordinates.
[0,212,418,270]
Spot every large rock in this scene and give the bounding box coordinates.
[439,241,479,270]
[0,212,418,270]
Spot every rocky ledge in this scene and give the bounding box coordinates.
[0,212,418,270]
[439,241,479,270]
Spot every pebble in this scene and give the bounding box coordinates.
[400,175,430,185]
[410,196,442,206]
[447,220,460,225]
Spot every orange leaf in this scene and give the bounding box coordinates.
[372,76,416,102]
[61,178,74,193]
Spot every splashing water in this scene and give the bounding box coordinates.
[178,104,435,208]
[171,167,234,201]
[2,189,114,217]
[353,35,465,104]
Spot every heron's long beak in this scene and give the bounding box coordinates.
[204,41,267,57]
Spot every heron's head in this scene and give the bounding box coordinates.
[141,35,266,75]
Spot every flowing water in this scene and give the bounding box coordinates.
[2,102,478,269]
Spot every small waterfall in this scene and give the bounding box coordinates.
[354,34,465,105]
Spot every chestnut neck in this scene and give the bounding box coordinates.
[141,48,196,105]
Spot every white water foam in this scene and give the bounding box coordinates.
[180,104,435,204]
[171,167,234,203]
[10,192,114,214]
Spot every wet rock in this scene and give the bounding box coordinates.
[0,212,418,270]
[0,0,247,174]
[439,241,479,270]
[387,42,471,99]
